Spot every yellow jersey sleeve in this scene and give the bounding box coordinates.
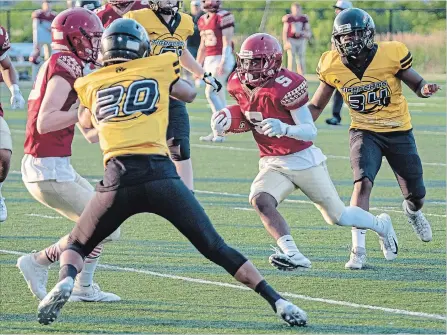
[395,41,413,71]
[181,13,194,38]
[316,51,335,88]
[74,76,92,111]
[165,52,181,89]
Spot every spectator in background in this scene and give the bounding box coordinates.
[282,3,311,75]
[31,1,57,80]
[185,0,204,84]
[66,0,74,8]
[326,0,353,126]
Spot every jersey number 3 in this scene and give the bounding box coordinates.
[95,79,160,122]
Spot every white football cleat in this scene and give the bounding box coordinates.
[377,213,398,260]
[0,197,7,222]
[402,201,432,242]
[17,253,49,300]
[212,135,226,143]
[38,277,74,325]
[275,299,307,326]
[68,282,121,302]
[269,247,311,271]
[345,247,367,270]
[199,133,215,142]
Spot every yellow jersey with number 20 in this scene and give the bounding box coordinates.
[124,9,194,57]
[317,41,413,132]
[74,53,181,165]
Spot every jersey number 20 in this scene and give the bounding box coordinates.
[95,79,160,122]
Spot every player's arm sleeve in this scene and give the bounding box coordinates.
[219,12,235,30]
[283,105,317,142]
[280,79,309,111]
[52,55,83,88]
[0,27,11,60]
[74,78,91,111]
[316,52,335,88]
[397,42,413,71]
[185,14,195,38]
[169,55,181,92]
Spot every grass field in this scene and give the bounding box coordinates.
[0,78,445,334]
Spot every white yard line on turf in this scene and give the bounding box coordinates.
[191,144,447,167]
[24,213,62,219]
[0,248,445,321]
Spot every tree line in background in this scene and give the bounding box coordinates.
[1,0,445,73]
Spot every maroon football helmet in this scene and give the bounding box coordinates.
[201,0,221,12]
[236,33,283,87]
[51,7,103,64]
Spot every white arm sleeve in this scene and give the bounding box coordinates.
[284,105,317,141]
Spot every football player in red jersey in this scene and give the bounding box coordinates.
[212,33,398,271]
[95,0,150,28]
[197,0,235,142]
[0,25,26,223]
[16,8,120,303]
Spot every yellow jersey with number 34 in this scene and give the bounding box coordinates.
[317,41,413,132]
[124,9,194,57]
[74,53,181,165]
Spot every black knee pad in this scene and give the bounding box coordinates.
[203,241,248,276]
[66,242,87,260]
[168,138,190,161]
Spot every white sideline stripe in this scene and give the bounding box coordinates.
[25,213,62,219]
[0,248,445,321]
[191,144,447,167]
[8,171,446,217]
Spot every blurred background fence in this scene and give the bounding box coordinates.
[0,0,445,73]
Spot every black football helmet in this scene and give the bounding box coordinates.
[75,0,101,10]
[332,8,375,58]
[101,18,150,65]
[149,0,183,15]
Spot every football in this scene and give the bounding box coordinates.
[216,105,252,134]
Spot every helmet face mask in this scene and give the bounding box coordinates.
[201,0,221,12]
[150,0,182,15]
[332,8,375,58]
[236,33,282,87]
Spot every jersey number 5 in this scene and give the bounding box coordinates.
[95,79,160,122]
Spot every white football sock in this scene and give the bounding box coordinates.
[352,228,367,249]
[403,200,418,215]
[338,206,385,235]
[77,244,104,288]
[277,235,299,255]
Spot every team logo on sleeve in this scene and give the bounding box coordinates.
[342,77,391,114]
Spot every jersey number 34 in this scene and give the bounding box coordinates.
[95,79,160,122]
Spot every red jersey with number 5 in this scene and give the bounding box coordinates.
[0,25,11,118]
[227,68,311,157]
[197,10,234,57]
[24,52,83,158]
[95,1,149,28]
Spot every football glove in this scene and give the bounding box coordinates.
[211,112,230,136]
[9,85,25,110]
[421,83,441,97]
[203,72,222,92]
[261,118,288,138]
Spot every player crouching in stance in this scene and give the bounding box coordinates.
[37,18,307,327]
[309,8,440,269]
[17,8,120,303]
[212,33,398,271]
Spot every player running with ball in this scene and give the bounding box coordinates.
[212,33,398,271]
[37,18,307,327]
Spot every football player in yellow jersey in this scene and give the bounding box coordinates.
[124,0,224,193]
[37,18,307,328]
[309,8,441,270]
